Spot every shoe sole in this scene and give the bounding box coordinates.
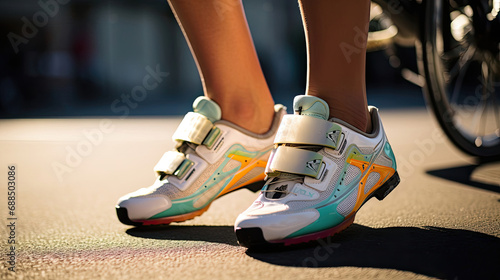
[235,172,400,249]
[116,180,266,227]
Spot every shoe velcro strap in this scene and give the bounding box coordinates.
[154,151,194,179]
[172,112,221,147]
[274,115,343,149]
[266,146,324,178]
[202,126,222,149]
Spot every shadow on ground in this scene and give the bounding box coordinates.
[126,223,500,279]
[126,225,239,246]
[427,162,500,194]
[247,225,500,279]
[124,161,500,279]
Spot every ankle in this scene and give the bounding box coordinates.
[219,98,275,134]
[305,92,372,133]
[330,108,372,134]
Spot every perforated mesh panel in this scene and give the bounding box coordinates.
[358,146,374,155]
[192,180,226,208]
[374,154,393,168]
[343,164,361,186]
[222,159,240,173]
[231,167,265,190]
[336,187,358,217]
[364,172,381,194]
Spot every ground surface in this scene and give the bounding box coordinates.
[1,108,499,280]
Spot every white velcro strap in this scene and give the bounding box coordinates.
[154,151,186,175]
[172,112,214,145]
[274,115,343,149]
[267,146,324,178]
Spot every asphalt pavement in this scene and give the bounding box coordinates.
[1,108,499,280]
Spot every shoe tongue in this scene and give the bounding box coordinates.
[193,96,221,123]
[293,95,329,120]
[264,178,295,199]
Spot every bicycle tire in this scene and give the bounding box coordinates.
[420,0,500,160]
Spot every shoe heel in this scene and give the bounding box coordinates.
[374,172,400,201]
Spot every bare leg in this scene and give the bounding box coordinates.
[167,0,274,134]
[299,0,372,133]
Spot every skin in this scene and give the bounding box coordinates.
[167,0,372,134]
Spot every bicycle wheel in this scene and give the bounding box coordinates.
[421,0,500,160]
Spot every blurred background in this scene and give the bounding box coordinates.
[0,0,423,118]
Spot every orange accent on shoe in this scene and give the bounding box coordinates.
[217,154,268,197]
[137,154,268,226]
[346,159,396,218]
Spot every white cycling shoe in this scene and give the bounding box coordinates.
[116,96,286,226]
[235,95,399,247]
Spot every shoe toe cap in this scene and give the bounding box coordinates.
[235,209,319,242]
[117,195,172,221]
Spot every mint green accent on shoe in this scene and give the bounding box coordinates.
[284,202,345,239]
[193,96,221,123]
[346,145,373,163]
[293,95,329,120]
[227,146,263,158]
[384,142,397,170]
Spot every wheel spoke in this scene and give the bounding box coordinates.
[446,45,475,81]
[472,62,491,138]
[475,61,499,143]
[449,46,475,105]
[466,64,484,143]
[441,43,464,62]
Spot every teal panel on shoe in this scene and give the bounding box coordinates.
[285,203,345,239]
[149,199,197,219]
[384,142,397,170]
